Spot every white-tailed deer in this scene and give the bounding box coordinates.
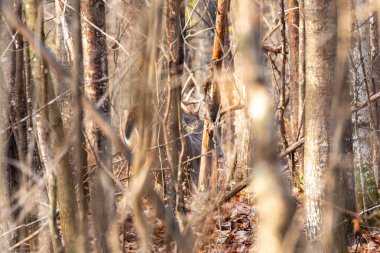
[119,102,224,190]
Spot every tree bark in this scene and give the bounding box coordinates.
[0,14,11,251]
[191,0,216,87]
[325,1,356,249]
[298,0,306,176]
[304,0,342,251]
[2,1,27,250]
[71,0,89,251]
[165,0,186,230]
[81,1,120,252]
[289,0,300,140]
[24,1,78,252]
[351,0,380,215]
[369,0,380,185]
[198,0,228,191]
[53,0,74,131]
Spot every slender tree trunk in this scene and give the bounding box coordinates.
[326,2,356,249]
[288,0,304,177]
[351,0,380,213]
[328,79,356,252]
[277,0,294,178]
[15,1,45,250]
[298,0,306,177]
[82,1,120,252]
[289,0,300,141]
[198,0,228,191]
[165,0,186,231]
[0,15,11,251]
[25,1,78,252]
[377,1,380,54]
[0,107,10,252]
[54,0,74,130]
[71,0,89,251]
[7,1,31,250]
[12,0,27,164]
[369,0,380,185]
[192,0,216,88]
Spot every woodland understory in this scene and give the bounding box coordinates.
[2,0,380,253]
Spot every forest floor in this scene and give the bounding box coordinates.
[348,226,380,253]
[117,179,380,252]
[120,189,255,252]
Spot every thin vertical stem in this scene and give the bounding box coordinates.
[71,1,89,251]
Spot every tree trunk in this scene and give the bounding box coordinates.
[2,1,27,250]
[165,0,186,230]
[289,0,300,140]
[369,0,380,185]
[304,0,343,251]
[297,0,306,176]
[198,0,228,191]
[71,0,89,251]
[0,15,11,251]
[81,1,120,252]
[53,0,74,130]
[191,0,216,88]
[288,0,304,178]
[326,1,356,249]
[351,0,380,214]
[24,1,78,252]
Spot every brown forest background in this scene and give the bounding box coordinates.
[0,0,380,252]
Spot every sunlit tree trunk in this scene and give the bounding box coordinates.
[25,1,77,252]
[198,0,228,191]
[288,0,305,178]
[289,0,300,140]
[303,0,346,251]
[53,0,74,130]
[297,0,306,176]
[82,1,120,252]
[304,1,337,241]
[191,0,216,87]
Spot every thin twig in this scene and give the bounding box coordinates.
[8,222,48,251]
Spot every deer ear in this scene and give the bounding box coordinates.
[119,106,137,147]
